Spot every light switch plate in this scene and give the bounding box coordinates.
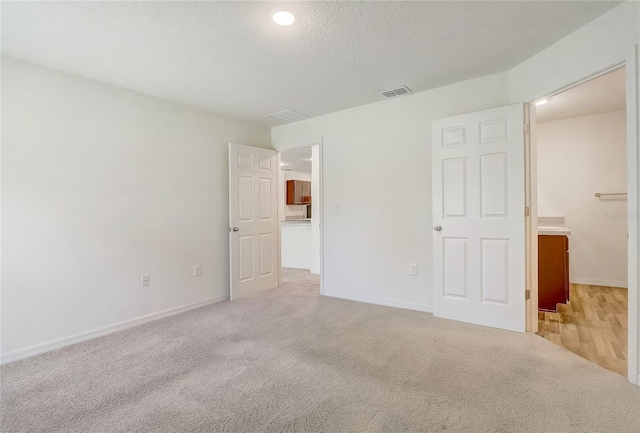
[409,263,418,276]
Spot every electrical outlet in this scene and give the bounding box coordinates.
[194,264,202,277]
[409,263,418,276]
[334,202,341,213]
[141,274,150,287]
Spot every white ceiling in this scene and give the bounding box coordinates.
[1,1,620,126]
[281,147,312,174]
[536,67,626,123]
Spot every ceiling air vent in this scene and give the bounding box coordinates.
[268,109,310,123]
[379,85,412,98]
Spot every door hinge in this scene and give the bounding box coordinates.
[523,123,530,134]
[525,206,530,217]
[525,289,531,300]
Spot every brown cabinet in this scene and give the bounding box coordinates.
[538,235,570,312]
[286,180,311,205]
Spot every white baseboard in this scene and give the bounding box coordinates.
[0,295,228,365]
[323,289,432,313]
[570,277,628,289]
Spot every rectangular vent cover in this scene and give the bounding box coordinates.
[379,85,412,98]
[268,109,310,123]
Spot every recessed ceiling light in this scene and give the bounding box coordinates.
[273,11,295,26]
[535,99,549,106]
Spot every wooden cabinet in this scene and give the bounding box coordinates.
[286,180,311,205]
[538,235,570,312]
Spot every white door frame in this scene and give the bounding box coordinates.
[525,47,639,385]
[276,138,324,295]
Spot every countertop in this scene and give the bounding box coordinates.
[538,216,571,236]
[281,219,311,225]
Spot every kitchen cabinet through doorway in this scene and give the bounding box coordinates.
[286,180,311,205]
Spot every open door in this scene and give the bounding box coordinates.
[229,143,279,300]
[432,103,527,332]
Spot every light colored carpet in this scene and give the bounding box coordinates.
[2,268,639,432]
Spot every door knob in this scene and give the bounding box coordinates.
[232,227,239,232]
[433,224,442,232]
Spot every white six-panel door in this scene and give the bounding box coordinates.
[432,104,526,332]
[229,143,279,300]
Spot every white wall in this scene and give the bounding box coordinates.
[280,223,312,270]
[272,73,510,311]
[285,171,311,182]
[1,57,271,360]
[504,0,639,385]
[272,1,639,382]
[505,2,639,104]
[537,111,627,288]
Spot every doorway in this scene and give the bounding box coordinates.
[278,144,322,292]
[529,66,630,377]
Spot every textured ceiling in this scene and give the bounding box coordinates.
[536,67,626,123]
[1,1,620,126]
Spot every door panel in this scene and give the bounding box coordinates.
[238,235,254,282]
[229,143,279,300]
[259,233,274,276]
[443,237,468,299]
[481,239,510,304]
[238,176,253,222]
[258,178,272,220]
[432,104,526,332]
[480,153,509,217]
[443,158,467,217]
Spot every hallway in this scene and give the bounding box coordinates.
[537,284,627,376]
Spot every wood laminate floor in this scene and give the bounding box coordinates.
[537,284,628,377]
